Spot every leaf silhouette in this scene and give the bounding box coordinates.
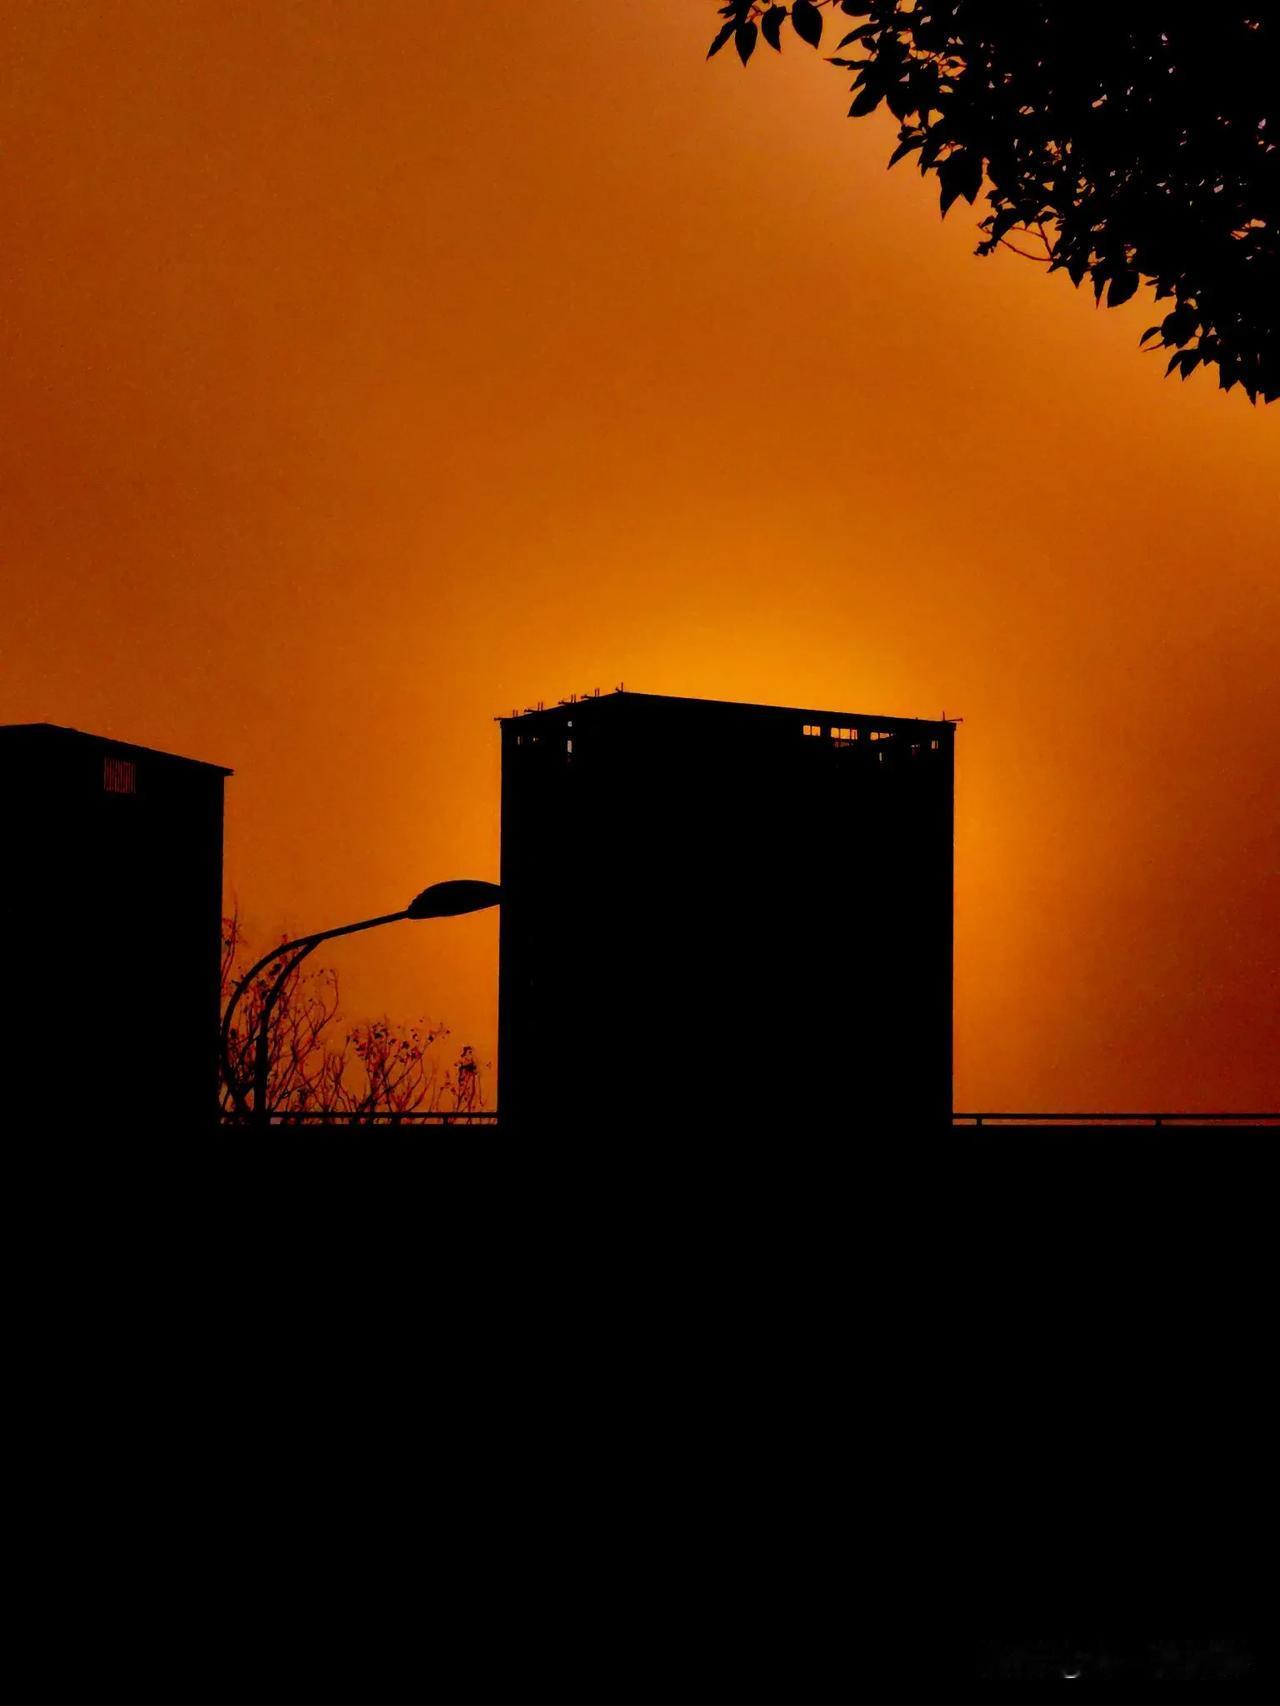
[791,0,824,49]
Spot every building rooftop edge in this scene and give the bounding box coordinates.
[0,722,234,775]
[497,690,958,729]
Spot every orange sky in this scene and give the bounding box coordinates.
[3,0,1277,1112]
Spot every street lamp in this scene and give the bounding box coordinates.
[220,879,501,1127]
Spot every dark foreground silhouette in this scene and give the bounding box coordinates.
[978,1640,1259,1680]
[970,1126,1266,1684]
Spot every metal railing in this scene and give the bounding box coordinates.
[220,1109,499,1126]
[955,1111,1280,1127]
[214,1108,1279,1129]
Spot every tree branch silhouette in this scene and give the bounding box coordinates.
[709,3,1279,401]
[219,912,489,1124]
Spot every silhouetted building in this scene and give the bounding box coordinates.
[498,692,955,1134]
[0,724,229,1129]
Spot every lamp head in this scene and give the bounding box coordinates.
[407,879,501,920]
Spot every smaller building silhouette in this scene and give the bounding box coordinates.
[498,691,955,1134]
[0,724,230,1129]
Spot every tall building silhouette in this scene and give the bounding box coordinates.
[0,724,229,1129]
[499,692,955,1134]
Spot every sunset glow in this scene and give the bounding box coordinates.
[3,1,1277,1111]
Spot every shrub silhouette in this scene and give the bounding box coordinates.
[219,912,489,1123]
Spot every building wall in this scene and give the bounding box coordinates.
[0,729,226,1129]
[499,695,953,1135]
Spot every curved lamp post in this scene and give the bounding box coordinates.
[221,879,501,1127]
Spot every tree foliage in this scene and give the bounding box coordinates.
[709,3,1279,401]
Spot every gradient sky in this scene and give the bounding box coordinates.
[3,0,1277,1111]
